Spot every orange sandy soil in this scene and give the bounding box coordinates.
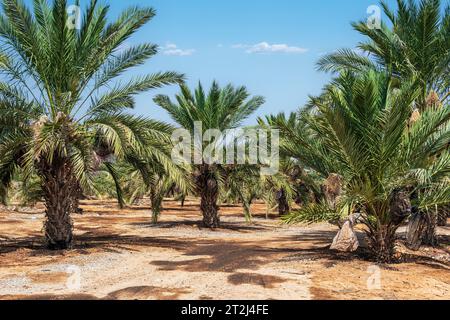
[0,199,449,300]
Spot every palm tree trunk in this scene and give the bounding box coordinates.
[197,165,220,228]
[406,211,426,250]
[150,188,163,224]
[367,225,397,263]
[40,157,77,250]
[276,188,289,215]
[151,209,161,224]
[365,191,412,261]
[407,209,439,249]
[437,208,448,227]
[422,209,439,247]
[243,201,252,223]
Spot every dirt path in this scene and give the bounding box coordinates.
[0,200,449,300]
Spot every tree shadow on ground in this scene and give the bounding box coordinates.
[1,226,448,272]
[0,233,191,257]
[224,213,280,220]
[227,272,287,288]
[149,232,337,273]
[0,285,191,300]
[129,220,271,232]
[0,236,44,254]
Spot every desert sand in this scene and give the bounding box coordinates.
[0,199,449,300]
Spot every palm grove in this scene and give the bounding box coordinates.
[0,0,448,263]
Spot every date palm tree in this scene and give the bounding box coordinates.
[124,151,191,224]
[258,112,321,214]
[317,0,450,247]
[0,0,184,249]
[154,82,265,228]
[282,70,450,262]
[317,0,450,107]
[220,164,260,223]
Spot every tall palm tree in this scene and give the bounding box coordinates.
[0,0,184,249]
[282,70,450,262]
[317,0,450,107]
[154,82,265,228]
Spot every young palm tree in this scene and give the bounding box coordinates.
[124,151,191,224]
[0,0,184,249]
[282,70,450,262]
[317,0,450,249]
[258,112,324,214]
[221,164,261,223]
[154,82,265,228]
[317,0,450,107]
[258,113,293,215]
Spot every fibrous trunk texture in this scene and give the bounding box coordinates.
[422,209,439,247]
[407,209,439,250]
[406,211,426,250]
[367,225,398,263]
[367,190,411,262]
[437,208,448,227]
[321,174,343,210]
[197,165,220,228]
[276,188,289,216]
[39,157,79,250]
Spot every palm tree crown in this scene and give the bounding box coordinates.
[0,0,184,249]
[317,0,450,106]
[281,70,450,261]
[154,81,265,133]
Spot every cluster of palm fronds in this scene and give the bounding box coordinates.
[0,0,184,249]
[0,0,448,264]
[271,0,450,262]
[0,0,273,250]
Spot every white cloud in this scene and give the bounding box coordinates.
[232,42,308,54]
[162,43,195,56]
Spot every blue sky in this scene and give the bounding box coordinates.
[27,0,402,124]
[126,0,401,125]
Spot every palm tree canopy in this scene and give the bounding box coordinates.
[281,70,450,223]
[154,81,265,133]
[0,0,184,195]
[317,0,450,102]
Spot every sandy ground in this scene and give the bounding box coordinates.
[0,199,449,300]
